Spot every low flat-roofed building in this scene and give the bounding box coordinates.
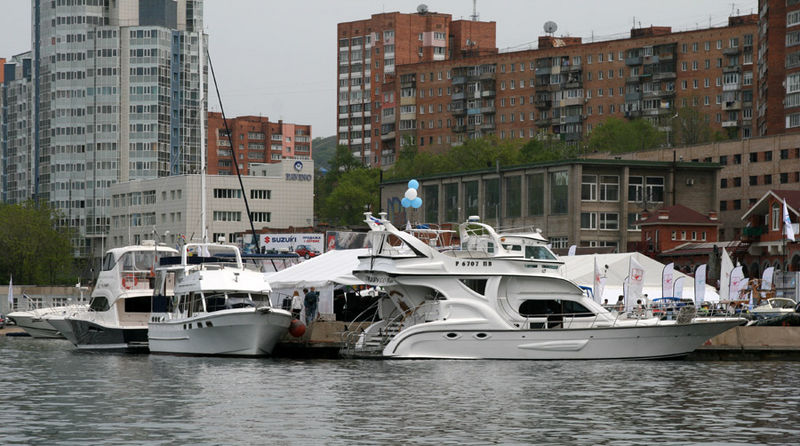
[380,159,720,252]
[108,159,314,248]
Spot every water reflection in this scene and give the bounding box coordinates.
[1,336,798,445]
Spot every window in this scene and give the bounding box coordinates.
[600,213,619,230]
[527,173,545,216]
[581,212,597,230]
[550,171,569,215]
[599,176,619,201]
[646,177,664,203]
[581,175,597,201]
[464,181,479,216]
[749,175,758,186]
[505,176,522,218]
[627,213,641,230]
[628,176,643,203]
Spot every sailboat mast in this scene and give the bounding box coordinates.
[200,32,207,243]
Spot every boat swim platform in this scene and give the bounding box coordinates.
[688,326,800,361]
[272,321,371,359]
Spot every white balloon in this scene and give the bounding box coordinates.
[404,188,418,200]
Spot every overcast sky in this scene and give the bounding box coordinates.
[0,0,757,138]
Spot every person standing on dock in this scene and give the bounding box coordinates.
[291,291,303,320]
[304,287,319,325]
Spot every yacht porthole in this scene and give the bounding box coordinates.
[473,332,489,340]
[444,332,461,340]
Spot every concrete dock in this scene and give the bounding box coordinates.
[689,326,800,360]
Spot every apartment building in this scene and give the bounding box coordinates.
[0,0,206,258]
[380,159,720,252]
[1,53,34,204]
[758,0,800,135]
[337,9,496,166]
[339,9,759,167]
[206,112,311,175]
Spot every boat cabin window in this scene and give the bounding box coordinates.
[124,296,153,313]
[190,292,204,314]
[204,293,227,312]
[226,292,255,309]
[503,244,523,252]
[121,251,158,272]
[518,299,594,317]
[102,253,116,271]
[459,278,487,296]
[89,296,110,312]
[525,246,557,261]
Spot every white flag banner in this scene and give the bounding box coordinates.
[783,198,796,242]
[7,275,13,311]
[729,265,747,301]
[568,245,577,256]
[694,264,707,306]
[720,249,734,301]
[626,256,645,310]
[673,276,686,300]
[593,256,606,304]
[761,266,774,291]
[662,262,675,298]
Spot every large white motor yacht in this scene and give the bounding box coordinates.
[64,242,179,351]
[148,243,292,356]
[343,213,744,360]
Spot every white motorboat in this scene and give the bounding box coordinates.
[750,298,797,320]
[64,241,179,351]
[342,213,744,360]
[8,307,70,339]
[148,242,292,356]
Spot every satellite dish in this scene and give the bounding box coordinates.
[544,21,558,35]
[417,4,428,14]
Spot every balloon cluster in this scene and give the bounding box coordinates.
[401,179,422,209]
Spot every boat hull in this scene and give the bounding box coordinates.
[148,309,292,356]
[45,317,78,344]
[7,314,64,339]
[378,319,744,360]
[67,319,149,351]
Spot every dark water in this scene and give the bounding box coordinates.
[1,336,799,445]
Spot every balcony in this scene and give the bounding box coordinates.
[722,100,742,111]
[642,55,660,65]
[481,122,496,130]
[625,110,643,118]
[564,131,583,142]
[723,47,741,56]
[452,91,465,100]
[723,65,742,74]
[565,80,582,89]
[625,56,642,66]
[535,66,551,76]
[400,96,416,105]
[561,97,584,107]
[481,90,496,97]
[625,92,642,101]
[452,76,466,84]
[565,115,582,124]
[535,118,551,127]
[535,98,552,109]
[723,82,741,92]
[657,53,675,61]
[480,106,496,114]
[479,71,496,80]
[722,119,740,128]
[453,125,466,133]
[652,71,676,81]
[626,75,641,84]
[381,131,395,141]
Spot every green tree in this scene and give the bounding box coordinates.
[588,117,665,153]
[320,168,381,226]
[671,105,715,147]
[0,202,76,284]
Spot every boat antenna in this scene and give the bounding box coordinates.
[199,30,207,244]
[207,50,259,252]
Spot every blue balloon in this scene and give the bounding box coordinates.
[401,197,411,208]
[411,197,423,208]
[408,179,419,190]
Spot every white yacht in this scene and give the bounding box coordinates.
[342,213,744,360]
[64,242,179,351]
[148,243,292,356]
[750,297,797,320]
[9,301,88,339]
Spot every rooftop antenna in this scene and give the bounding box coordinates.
[470,0,479,21]
[416,4,428,15]
[544,21,558,36]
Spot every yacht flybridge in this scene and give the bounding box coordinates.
[147,243,292,356]
[342,213,744,360]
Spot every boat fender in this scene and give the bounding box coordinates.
[122,274,138,289]
[288,319,306,337]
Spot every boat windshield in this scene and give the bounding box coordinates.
[525,245,557,260]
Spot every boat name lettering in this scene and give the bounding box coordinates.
[364,274,394,284]
[455,260,493,267]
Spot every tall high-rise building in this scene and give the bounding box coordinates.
[337,9,497,167]
[339,9,760,167]
[757,0,800,135]
[3,0,207,257]
[1,53,35,204]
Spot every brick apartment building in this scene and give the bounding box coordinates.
[758,0,800,135]
[338,8,759,167]
[337,9,496,167]
[207,112,312,175]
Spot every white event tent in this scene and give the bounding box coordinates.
[265,248,368,316]
[560,252,720,304]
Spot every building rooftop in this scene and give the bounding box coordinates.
[638,204,720,226]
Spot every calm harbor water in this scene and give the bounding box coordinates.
[1,336,799,445]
